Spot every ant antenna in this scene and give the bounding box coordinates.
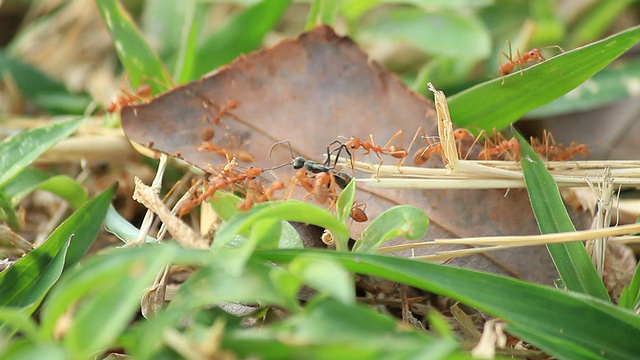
[268,140,295,159]
[264,162,292,171]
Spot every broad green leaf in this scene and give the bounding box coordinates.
[1,169,87,209]
[279,221,303,249]
[223,297,463,359]
[449,25,640,131]
[192,0,291,78]
[515,131,609,301]
[257,249,640,360]
[0,185,114,311]
[169,256,301,312]
[40,244,178,357]
[0,236,70,310]
[209,191,242,221]
[0,308,40,343]
[0,118,81,187]
[289,255,354,304]
[353,205,428,253]
[361,8,490,59]
[0,52,92,115]
[214,200,350,252]
[96,0,172,93]
[527,58,640,117]
[0,341,68,360]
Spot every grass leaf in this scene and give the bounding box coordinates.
[449,25,640,131]
[96,0,172,93]
[353,205,429,253]
[257,249,640,360]
[0,118,81,187]
[192,0,291,78]
[514,131,609,301]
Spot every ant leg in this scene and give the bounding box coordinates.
[399,127,426,168]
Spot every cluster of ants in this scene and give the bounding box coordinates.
[110,40,574,224]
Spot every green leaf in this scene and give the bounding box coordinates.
[449,25,640,131]
[192,0,291,78]
[0,52,92,115]
[39,244,177,357]
[169,255,301,312]
[0,118,81,187]
[0,308,40,343]
[306,0,340,30]
[289,255,354,304]
[0,185,114,311]
[173,0,201,83]
[353,205,429,253]
[0,193,19,230]
[224,296,463,359]
[619,263,640,311]
[0,341,68,360]
[566,0,636,48]
[1,169,87,210]
[96,0,172,93]
[104,204,156,244]
[527,58,640,117]
[335,177,356,223]
[514,131,609,301]
[208,191,242,222]
[214,200,350,252]
[0,236,71,310]
[257,249,640,360]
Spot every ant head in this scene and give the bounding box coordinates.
[292,156,305,170]
[526,49,545,61]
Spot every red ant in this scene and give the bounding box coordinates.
[350,201,368,223]
[106,84,152,114]
[498,40,563,85]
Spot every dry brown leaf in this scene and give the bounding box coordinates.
[121,26,591,284]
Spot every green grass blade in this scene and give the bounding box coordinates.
[353,205,429,253]
[0,237,70,310]
[448,25,640,131]
[0,193,19,230]
[39,244,178,358]
[257,249,640,360]
[305,0,339,30]
[104,204,156,244]
[0,118,81,188]
[214,200,350,252]
[527,58,640,117]
[566,0,636,48]
[174,0,200,83]
[0,185,115,311]
[192,0,291,78]
[1,169,88,210]
[514,131,609,301]
[619,263,640,311]
[0,52,92,115]
[96,0,172,92]
[335,178,356,224]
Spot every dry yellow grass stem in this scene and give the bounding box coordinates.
[343,84,640,189]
